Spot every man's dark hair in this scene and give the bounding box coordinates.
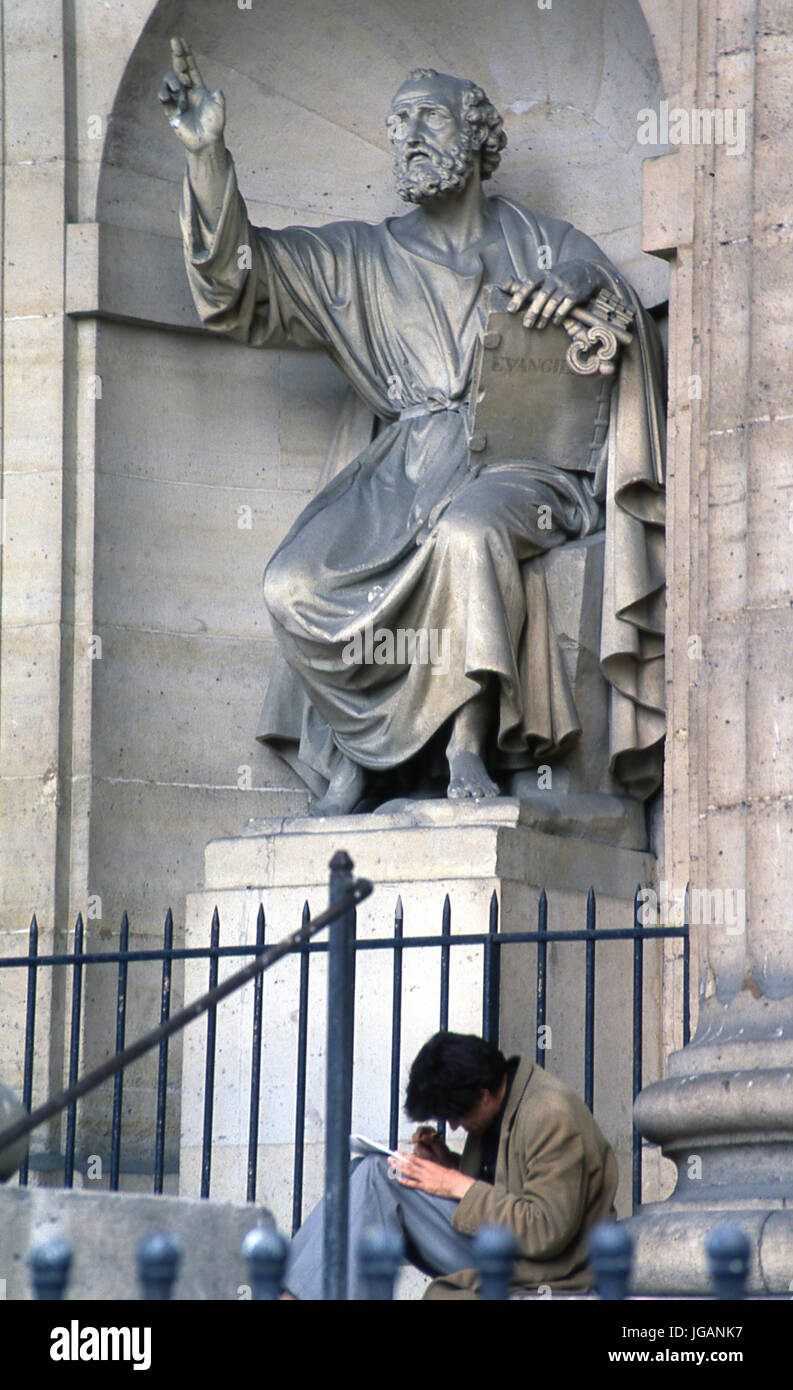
[405,1031,508,1121]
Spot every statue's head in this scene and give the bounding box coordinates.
[386,69,506,205]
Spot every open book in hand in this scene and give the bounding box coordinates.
[349,1133,402,1159]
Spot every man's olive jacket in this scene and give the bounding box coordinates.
[423,1055,618,1300]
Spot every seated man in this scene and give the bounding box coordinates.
[282,1031,618,1300]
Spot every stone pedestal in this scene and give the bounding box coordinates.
[0,1186,271,1300]
[180,800,674,1238]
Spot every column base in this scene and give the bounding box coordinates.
[629,991,793,1293]
[624,1202,793,1295]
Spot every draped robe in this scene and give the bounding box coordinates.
[181,160,666,800]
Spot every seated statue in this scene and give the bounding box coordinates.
[161,39,666,816]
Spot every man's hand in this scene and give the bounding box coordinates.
[504,261,607,331]
[390,1153,474,1200]
[410,1126,458,1166]
[158,37,226,153]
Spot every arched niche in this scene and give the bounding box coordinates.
[84,0,670,933]
[99,0,669,303]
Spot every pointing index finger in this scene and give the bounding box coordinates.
[171,36,203,89]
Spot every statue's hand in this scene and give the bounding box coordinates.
[504,261,607,331]
[158,36,226,153]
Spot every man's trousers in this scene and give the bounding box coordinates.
[282,1155,477,1299]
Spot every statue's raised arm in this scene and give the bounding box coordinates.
[159,37,228,225]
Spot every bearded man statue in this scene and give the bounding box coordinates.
[161,40,665,817]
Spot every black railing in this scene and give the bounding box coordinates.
[0,868,371,1195]
[0,869,689,1228]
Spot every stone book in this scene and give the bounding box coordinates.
[465,285,616,478]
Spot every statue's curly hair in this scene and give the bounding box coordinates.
[406,68,507,179]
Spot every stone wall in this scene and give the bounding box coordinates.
[1,0,671,1184]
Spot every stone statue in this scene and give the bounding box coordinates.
[160,38,665,817]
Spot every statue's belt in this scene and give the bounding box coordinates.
[398,400,465,420]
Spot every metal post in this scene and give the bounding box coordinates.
[358,1230,403,1300]
[437,894,451,1146]
[323,850,357,1301]
[291,900,311,1234]
[631,885,644,1213]
[246,903,266,1203]
[110,911,129,1190]
[473,1225,518,1300]
[137,1232,181,1300]
[388,897,404,1150]
[153,908,173,1194]
[584,888,596,1111]
[29,1238,72,1300]
[64,914,84,1188]
[482,890,500,1044]
[535,890,548,1068]
[19,915,38,1186]
[439,893,451,1031]
[706,1224,750,1300]
[200,907,220,1198]
[589,1222,633,1300]
[242,1226,289,1300]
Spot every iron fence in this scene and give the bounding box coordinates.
[0,869,689,1229]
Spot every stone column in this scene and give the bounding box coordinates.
[629,0,793,1292]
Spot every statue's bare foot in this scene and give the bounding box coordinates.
[447,750,499,801]
[310,755,367,817]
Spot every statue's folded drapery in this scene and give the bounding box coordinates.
[180,161,665,800]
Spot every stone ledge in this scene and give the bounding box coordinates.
[65,222,207,332]
[242,792,645,843]
[204,798,654,895]
[642,150,693,256]
[0,1186,273,1300]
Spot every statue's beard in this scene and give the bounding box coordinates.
[393,137,476,204]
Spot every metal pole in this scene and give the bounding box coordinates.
[388,896,404,1150]
[291,901,311,1234]
[110,911,129,1190]
[246,903,266,1203]
[482,889,500,1044]
[29,1238,72,1300]
[631,885,644,1213]
[589,1221,634,1300]
[535,890,548,1068]
[64,914,84,1188]
[19,915,38,1186]
[200,908,220,1198]
[323,850,357,1301]
[706,1224,750,1299]
[242,1226,288,1300]
[153,908,173,1194]
[584,888,596,1111]
[138,1232,181,1300]
[358,1230,403,1300]
[474,1225,517,1300]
